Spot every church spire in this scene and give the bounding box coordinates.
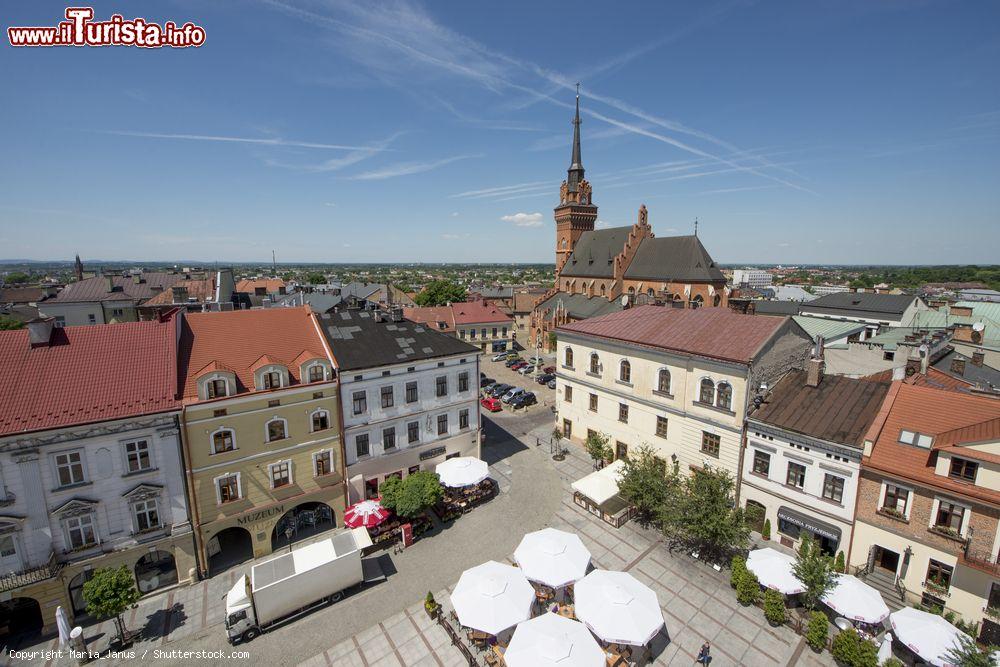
[567,83,584,193]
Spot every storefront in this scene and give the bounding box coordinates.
[776,506,842,555]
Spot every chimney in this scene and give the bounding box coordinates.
[106,275,115,292]
[972,350,985,367]
[951,357,967,376]
[391,308,403,322]
[171,286,188,303]
[806,357,824,387]
[27,317,56,347]
[892,366,907,381]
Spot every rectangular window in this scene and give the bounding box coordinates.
[65,514,96,549]
[132,499,160,533]
[470,328,477,339]
[308,365,325,382]
[752,450,770,476]
[562,419,572,439]
[460,329,467,339]
[207,378,227,398]
[380,385,394,409]
[270,462,291,488]
[459,409,469,429]
[263,371,281,389]
[502,327,507,337]
[352,391,367,415]
[212,429,235,454]
[480,328,486,339]
[407,421,420,444]
[406,381,418,403]
[217,474,240,503]
[383,427,396,450]
[356,434,370,458]
[458,372,469,393]
[882,484,908,515]
[124,440,152,473]
[655,416,668,438]
[312,410,330,431]
[436,376,448,397]
[87,314,96,324]
[786,462,806,489]
[926,559,954,591]
[589,393,598,412]
[55,451,85,487]
[492,327,498,337]
[822,474,845,503]
[935,501,964,533]
[564,385,573,403]
[615,442,628,460]
[54,316,66,327]
[437,414,448,435]
[701,432,721,458]
[315,450,333,476]
[618,403,628,423]
[949,457,978,482]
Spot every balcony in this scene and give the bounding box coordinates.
[961,544,1000,577]
[0,551,64,594]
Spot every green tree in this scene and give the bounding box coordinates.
[82,566,141,647]
[414,280,467,306]
[305,272,327,284]
[942,632,997,667]
[0,316,24,330]
[584,431,612,468]
[731,555,747,589]
[379,471,444,518]
[3,271,30,284]
[805,611,829,651]
[835,550,846,574]
[736,569,760,606]
[761,518,771,540]
[616,445,677,526]
[659,468,749,563]
[792,537,837,611]
[831,628,878,667]
[763,588,787,625]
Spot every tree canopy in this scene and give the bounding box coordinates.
[659,467,749,563]
[0,316,24,330]
[82,566,141,645]
[414,280,467,306]
[3,271,30,284]
[792,536,836,610]
[379,471,444,518]
[617,445,676,526]
[305,272,327,284]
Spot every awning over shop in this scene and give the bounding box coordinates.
[571,460,625,505]
[777,506,841,542]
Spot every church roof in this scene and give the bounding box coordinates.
[534,291,625,321]
[623,235,725,283]
[560,227,633,279]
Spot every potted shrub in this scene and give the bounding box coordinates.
[805,611,829,652]
[763,589,786,626]
[730,555,747,589]
[835,551,846,574]
[761,518,771,541]
[424,591,441,619]
[736,569,760,606]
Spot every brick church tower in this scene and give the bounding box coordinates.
[554,89,597,276]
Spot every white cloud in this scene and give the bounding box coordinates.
[501,212,544,227]
[777,242,791,248]
[451,211,459,217]
[595,220,610,229]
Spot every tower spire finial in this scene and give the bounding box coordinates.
[694,217,699,236]
[567,83,584,193]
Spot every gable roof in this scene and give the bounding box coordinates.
[792,315,867,342]
[754,300,802,316]
[623,235,726,283]
[451,300,512,325]
[178,307,327,401]
[560,227,633,278]
[49,273,184,303]
[403,306,456,333]
[534,291,624,321]
[558,304,792,364]
[751,370,890,448]
[143,278,216,305]
[235,278,286,294]
[799,292,920,320]
[0,287,48,304]
[931,349,1000,392]
[0,316,180,436]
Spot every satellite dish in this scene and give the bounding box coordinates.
[973,322,986,332]
[620,295,629,306]
[918,344,929,357]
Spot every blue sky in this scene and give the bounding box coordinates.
[2,0,998,265]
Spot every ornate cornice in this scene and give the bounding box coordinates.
[0,414,179,453]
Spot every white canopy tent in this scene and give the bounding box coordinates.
[450,561,535,636]
[821,574,890,623]
[746,548,805,595]
[436,457,490,488]
[890,607,970,667]
[504,612,605,667]
[574,570,664,646]
[571,460,625,505]
[514,528,591,589]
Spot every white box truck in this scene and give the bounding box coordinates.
[224,527,373,643]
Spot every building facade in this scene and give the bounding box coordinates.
[732,269,773,290]
[850,382,1000,643]
[178,307,344,577]
[554,306,812,478]
[0,315,195,637]
[39,272,185,327]
[315,307,482,502]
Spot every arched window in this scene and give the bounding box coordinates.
[619,360,631,383]
[589,353,600,375]
[647,288,654,298]
[691,295,704,309]
[212,428,235,454]
[627,286,635,295]
[713,294,721,307]
[716,382,732,410]
[266,418,287,443]
[657,369,671,394]
[565,346,574,367]
[600,283,606,296]
[311,409,330,432]
[699,378,715,405]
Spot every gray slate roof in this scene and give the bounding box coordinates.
[623,235,725,283]
[275,292,343,313]
[753,300,802,316]
[799,292,920,320]
[534,291,624,321]
[560,227,633,279]
[49,273,184,303]
[932,349,1000,391]
[316,308,480,371]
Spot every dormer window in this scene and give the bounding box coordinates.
[949,457,978,483]
[263,371,282,390]
[308,365,325,383]
[207,378,228,399]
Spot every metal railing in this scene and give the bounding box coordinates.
[0,551,63,593]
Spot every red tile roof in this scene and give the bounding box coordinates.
[451,300,513,325]
[558,305,790,364]
[178,307,327,402]
[403,306,456,333]
[865,367,973,393]
[863,382,1000,505]
[143,278,215,305]
[235,279,285,293]
[0,316,180,436]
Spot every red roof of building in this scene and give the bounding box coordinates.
[451,300,513,325]
[0,316,180,437]
[865,367,974,393]
[863,382,1000,505]
[403,306,456,333]
[178,307,327,402]
[235,279,285,294]
[143,277,215,305]
[558,305,790,364]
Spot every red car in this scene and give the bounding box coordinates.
[480,396,502,412]
[511,361,528,370]
[544,366,556,374]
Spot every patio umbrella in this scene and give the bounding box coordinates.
[514,528,591,589]
[877,632,893,666]
[746,548,805,595]
[450,561,535,636]
[821,574,890,623]
[504,612,605,667]
[343,498,390,528]
[574,570,664,646]
[890,607,969,667]
[55,606,72,647]
[436,457,489,488]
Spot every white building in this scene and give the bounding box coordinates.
[316,307,483,501]
[732,269,773,289]
[799,292,928,334]
[742,363,891,557]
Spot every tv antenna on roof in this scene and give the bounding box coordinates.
[694,218,698,236]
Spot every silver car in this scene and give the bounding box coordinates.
[502,387,525,404]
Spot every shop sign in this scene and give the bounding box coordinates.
[777,506,840,541]
[419,446,446,461]
[237,504,285,528]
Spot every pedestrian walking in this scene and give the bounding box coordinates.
[696,641,711,665]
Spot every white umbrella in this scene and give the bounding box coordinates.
[450,561,535,636]
[55,606,72,647]
[877,632,893,665]
[746,548,805,595]
[821,574,890,623]
[514,528,591,589]
[890,607,970,667]
[436,457,490,488]
[504,612,605,667]
[574,570,664,646]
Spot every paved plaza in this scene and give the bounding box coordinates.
[6,399,837,667]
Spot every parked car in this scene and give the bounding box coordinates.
[505,357,523,368]
[489,383,513,398]
[518,365,536,375]
[491,352,509,362]
[526,356,542,364]
[511,392,537,409]
[536,373,555,384]
[511,361,528,370]
[480,376,495,388]
[480,396,502,412]
[547,379,556,389]
[543,366,556,374]
[502,387,526,404]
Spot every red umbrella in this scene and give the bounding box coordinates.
[344,498,390,528]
